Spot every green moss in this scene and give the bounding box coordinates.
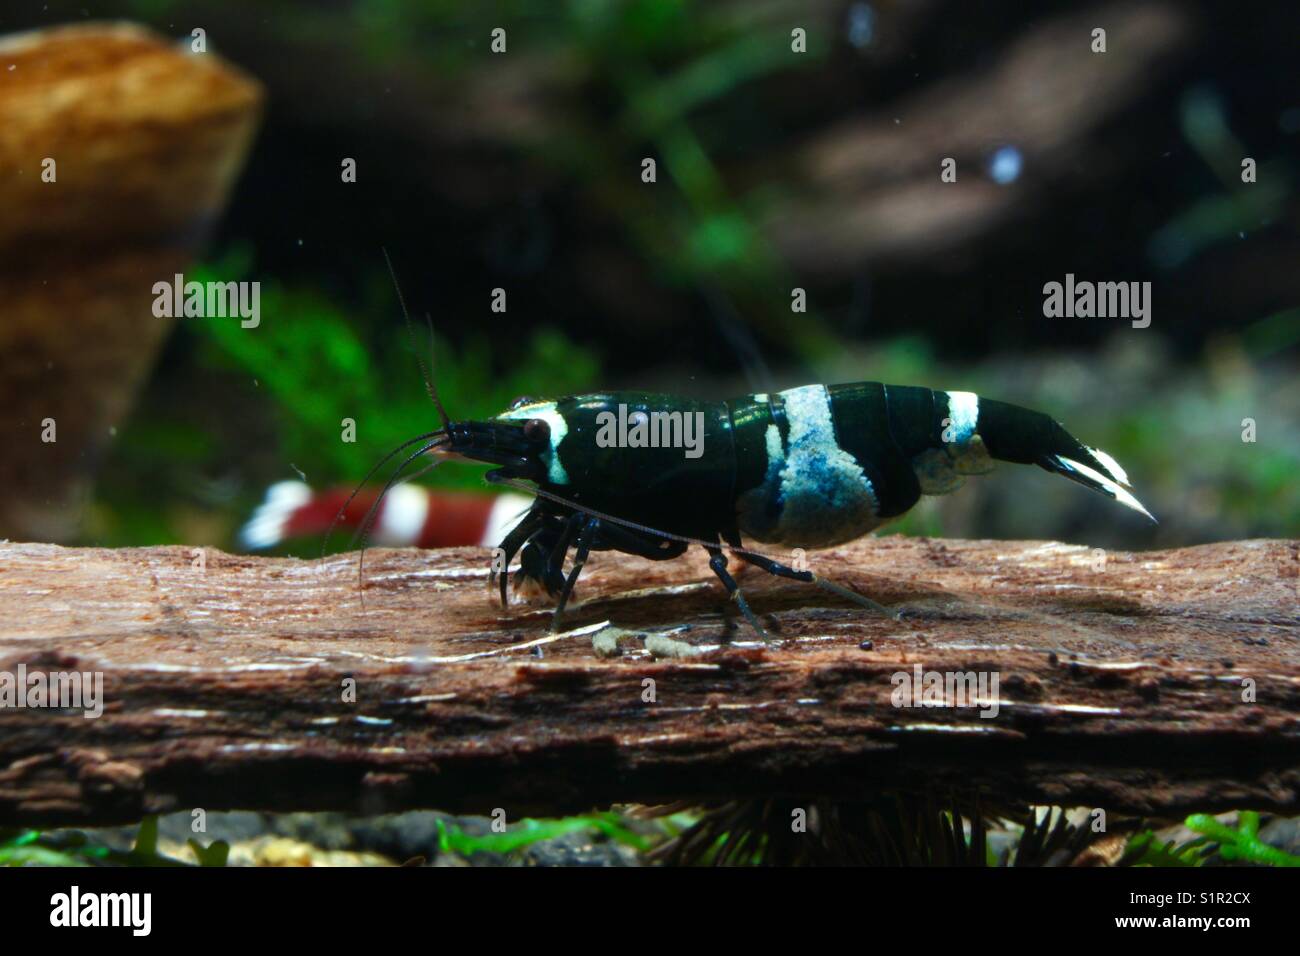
[436,812,654,857]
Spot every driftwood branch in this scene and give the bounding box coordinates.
[0,537,1297,825]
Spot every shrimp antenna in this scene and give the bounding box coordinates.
[383,246,452,429]
[319,429,446,560]
[352,438,447,605]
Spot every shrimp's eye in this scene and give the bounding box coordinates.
[523,418,550,443]
[508,395,536,411]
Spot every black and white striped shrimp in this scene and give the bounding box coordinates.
[344,256,1152,639]
[421,382,1153,638]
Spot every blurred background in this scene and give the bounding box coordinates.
[1,0,1296,557]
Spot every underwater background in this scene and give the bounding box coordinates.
[1,0,1296,555]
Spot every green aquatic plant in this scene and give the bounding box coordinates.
[646,795,1013,866]
[1120,830,1212,868]
[0,830,91,867]
[11,808,1299,867]
[85,248,600,549]
[190,253,600,488]
[648,800,1300,868]
[0,817,228,867]
[1121,812,1300,867]
[1185,812,1300,867]
[436,812,654,857]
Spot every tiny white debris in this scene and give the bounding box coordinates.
[1067,660,1150,671]
[394,693,458,704]
[889,723,1003,733]
[370,565,500,581]
[1002,701,1123,715]
[631,733,692,745]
